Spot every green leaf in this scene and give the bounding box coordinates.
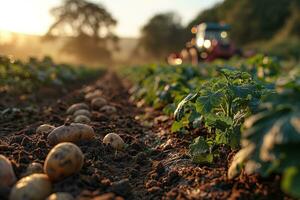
[174,93,198,121]
[171,121,184,133]
[230,84,257,99]
[192,116,203,128]
[189,136,214,164]
[192,153,214,164]
[196,91,223,114]
[215,130,228,145]
[205,114,233,131]
[163,103,176,115]
[282,167,300,198]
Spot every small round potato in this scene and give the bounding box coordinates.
[73,109,91,118]
[44,142,84,182]
[103,133,125,150]
[9,173,52,200]
[36,124,55,135]
[82,86,94,94]
[46,192,74,200]
[91,97,107,109]
[0,155,17,188]
[24,162,43,176]
[85,90,103,101]
[100,105,117,114]
[66,103,89,115]
[47,123,95,145]
[74,115,91,124]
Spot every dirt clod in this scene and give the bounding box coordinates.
[109,179,132,197]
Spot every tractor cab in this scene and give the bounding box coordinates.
[195,23,230,50]
[193,22,236,61]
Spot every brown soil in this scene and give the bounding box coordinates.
[0,72,293,200]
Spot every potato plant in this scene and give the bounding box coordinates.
[228,75,300,198]
[174,68,265,162]
[0,55,102,93]
[124,56,300,198]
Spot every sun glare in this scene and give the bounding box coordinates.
[0,0,54,35]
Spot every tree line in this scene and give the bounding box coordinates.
[46,0,300,64]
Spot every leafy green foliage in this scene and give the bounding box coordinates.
[174,93,198,121]
[189,136,214,164]
[0,56,101,93]
[124,56,300,198]
[282,167,300,198]
[175,68,264,149]
[126,64,201,110]
[229,74,300,198]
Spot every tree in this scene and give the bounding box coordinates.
[45,0,117,65]
[137,12,187,60]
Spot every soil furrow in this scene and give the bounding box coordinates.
[0,72,288,200]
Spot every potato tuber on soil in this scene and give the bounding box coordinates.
[46,192,74,200]
[9,173,52,200]
[91,97,107,109]
[0,155,17,188]
[73,109,91,118]
[100,105,117,114]
[44,142,84,182]
[24,162,44,176]
[74,115,91,124]
[36,124,55,135]
[85,90,103,101]
[66,103,89,115]
[47,123,95,145]
[103,133,125,150]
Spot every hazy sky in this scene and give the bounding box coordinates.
[0,0,222,37]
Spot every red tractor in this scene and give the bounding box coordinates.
[168,22,240,65]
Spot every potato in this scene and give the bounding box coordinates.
[100,105,117,114]
[74,115,91,124]
[85,90,102,101]
[103,133,125,150]
[24,162,43,176]
[44,142,84,182]
[9,173,52,200]
[46,192,74,200]
[36,124,55,135]
[73,109,91,118]
[66,103,89,115]
[82,86,94,94]
[47,123,95,145]
[91,97,107,109]
[0,155,16,188]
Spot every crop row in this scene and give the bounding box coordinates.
[124,55,300,198]
[0,55,101,93]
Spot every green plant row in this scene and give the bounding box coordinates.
[124,55,300,198]
[0,55,102,93]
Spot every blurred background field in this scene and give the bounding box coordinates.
[0,0,299,67]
